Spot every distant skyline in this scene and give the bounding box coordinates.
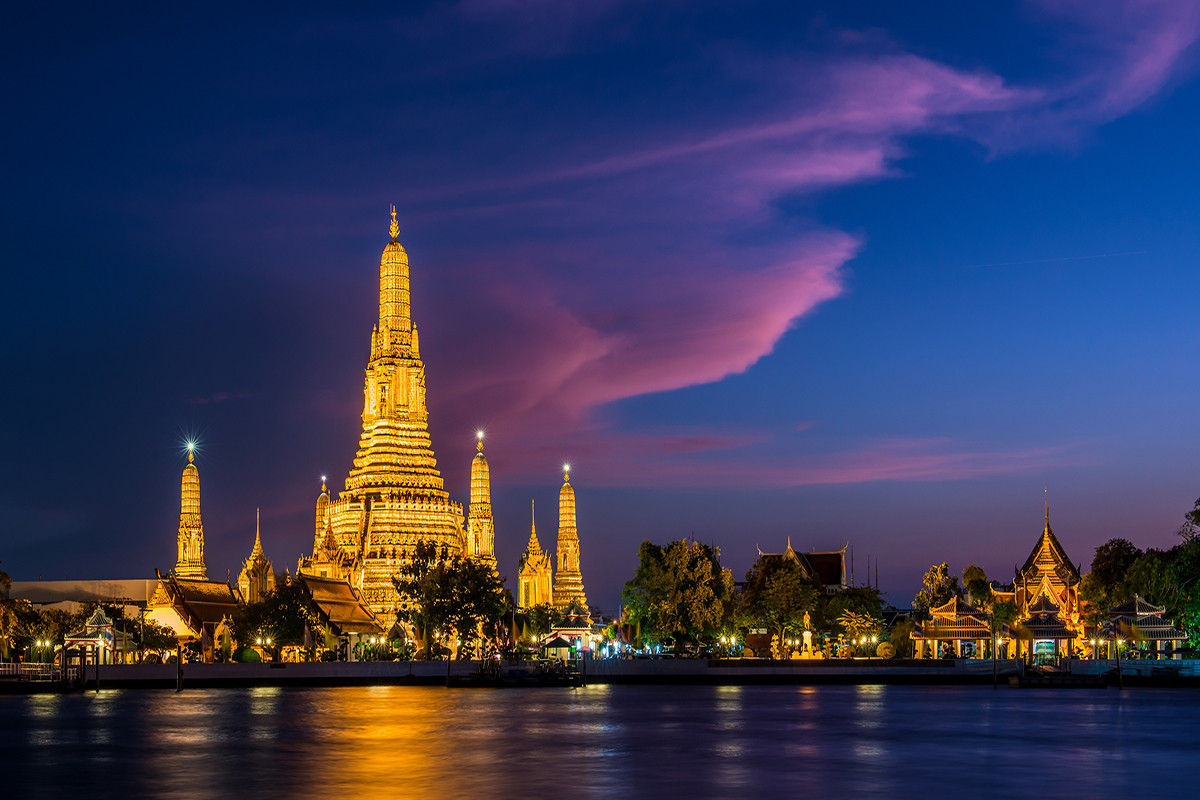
[3,2,1199,610]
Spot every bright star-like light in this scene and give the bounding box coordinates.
[563,463,571,473]
[476,430,484,440]
[185,440,196,452]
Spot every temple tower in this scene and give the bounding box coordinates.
[238,509,276,604]
[518,500,553,609]
[174,445,208,579]
[466,432,497,566]
[552,468,588,611]
[313,477,329,553]
[313,209,466,617]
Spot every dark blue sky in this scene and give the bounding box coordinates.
[3,1,1199,611]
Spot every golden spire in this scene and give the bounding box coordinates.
[389,204,399,241]
[525,499,541,552]
[250,506,265,556]
[553,465,587,613]
[477,430,484,453]
[321,475,327,494]
[175,443,207,580]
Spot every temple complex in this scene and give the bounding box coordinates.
[174,444,207,579]
[518,501,553,609]
[302,210,485,619]
[551,468,588,612]
[237,510,276,604]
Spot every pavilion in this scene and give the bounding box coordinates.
[912,597,992,659]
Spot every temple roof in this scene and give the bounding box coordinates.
[930,597,984,618]
[299,574,383,635]
[1019,510,1080,586]
[152,570,240,635]
[1109,594,1166,616]
[755,542,846,587]
[1027,594,1060,615]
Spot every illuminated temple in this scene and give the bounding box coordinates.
[299,210,497,618]
[551,469,588,611]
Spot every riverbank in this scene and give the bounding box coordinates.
[5,657,1199,693]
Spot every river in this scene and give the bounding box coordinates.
[2,684,1193,797]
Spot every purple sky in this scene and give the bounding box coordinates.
[3,1,1200,611]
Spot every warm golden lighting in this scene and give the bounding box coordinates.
[298,210,496,619]
[552,465,588,615]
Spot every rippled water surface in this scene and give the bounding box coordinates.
[2,684,1195,798]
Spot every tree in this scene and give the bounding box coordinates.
[1180,497,1200,542]
[0,565,16,662]
[837,610,883,645]
[739,556,820,646]
[393,540,507,659]
[825,586,884,628]
[1121,550,1178,610]
[913,563,961,618]
[141,620,179,653]
[524,603,557,639]
[1090,538,1142,593]
[622,539,735,652]
[962,565,994,611]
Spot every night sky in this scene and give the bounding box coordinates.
[4,2,1199,612]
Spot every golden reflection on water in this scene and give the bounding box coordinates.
[6,684,1200,798]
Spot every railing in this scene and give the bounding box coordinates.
[0,663,59,681]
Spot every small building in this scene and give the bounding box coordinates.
[62,608,136,664]
[296,573,384,658]
[146,569,241,661]
[549,614,592,653]
[1099,594,1186,659]
[518,500,553,610]
[912,597,992,659]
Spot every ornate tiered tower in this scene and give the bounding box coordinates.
[308,209,466,617]
[238,509,276,604]
[174,445,208,579]
[552,468,588,611]
[518,500,553,609]
[466,432,497,567]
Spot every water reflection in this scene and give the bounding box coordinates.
[1,685,1197,798]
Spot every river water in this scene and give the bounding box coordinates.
[2,684,1194,798]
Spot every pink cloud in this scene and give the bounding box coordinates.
[403,7,1199,487]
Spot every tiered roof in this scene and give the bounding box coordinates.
[1019,594,1076,640]
[914,597,991,640]
[1019,510,1080,587]
[1104,594,1185,642]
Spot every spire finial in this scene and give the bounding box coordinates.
[1044,487,1049,527]
[477,430,484,453]
[256,508,261,546]
[563,463,571,483]
[531,498,536,534]
[321,475,327,494]
[389,205,399,240]
[186,440,195,464]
